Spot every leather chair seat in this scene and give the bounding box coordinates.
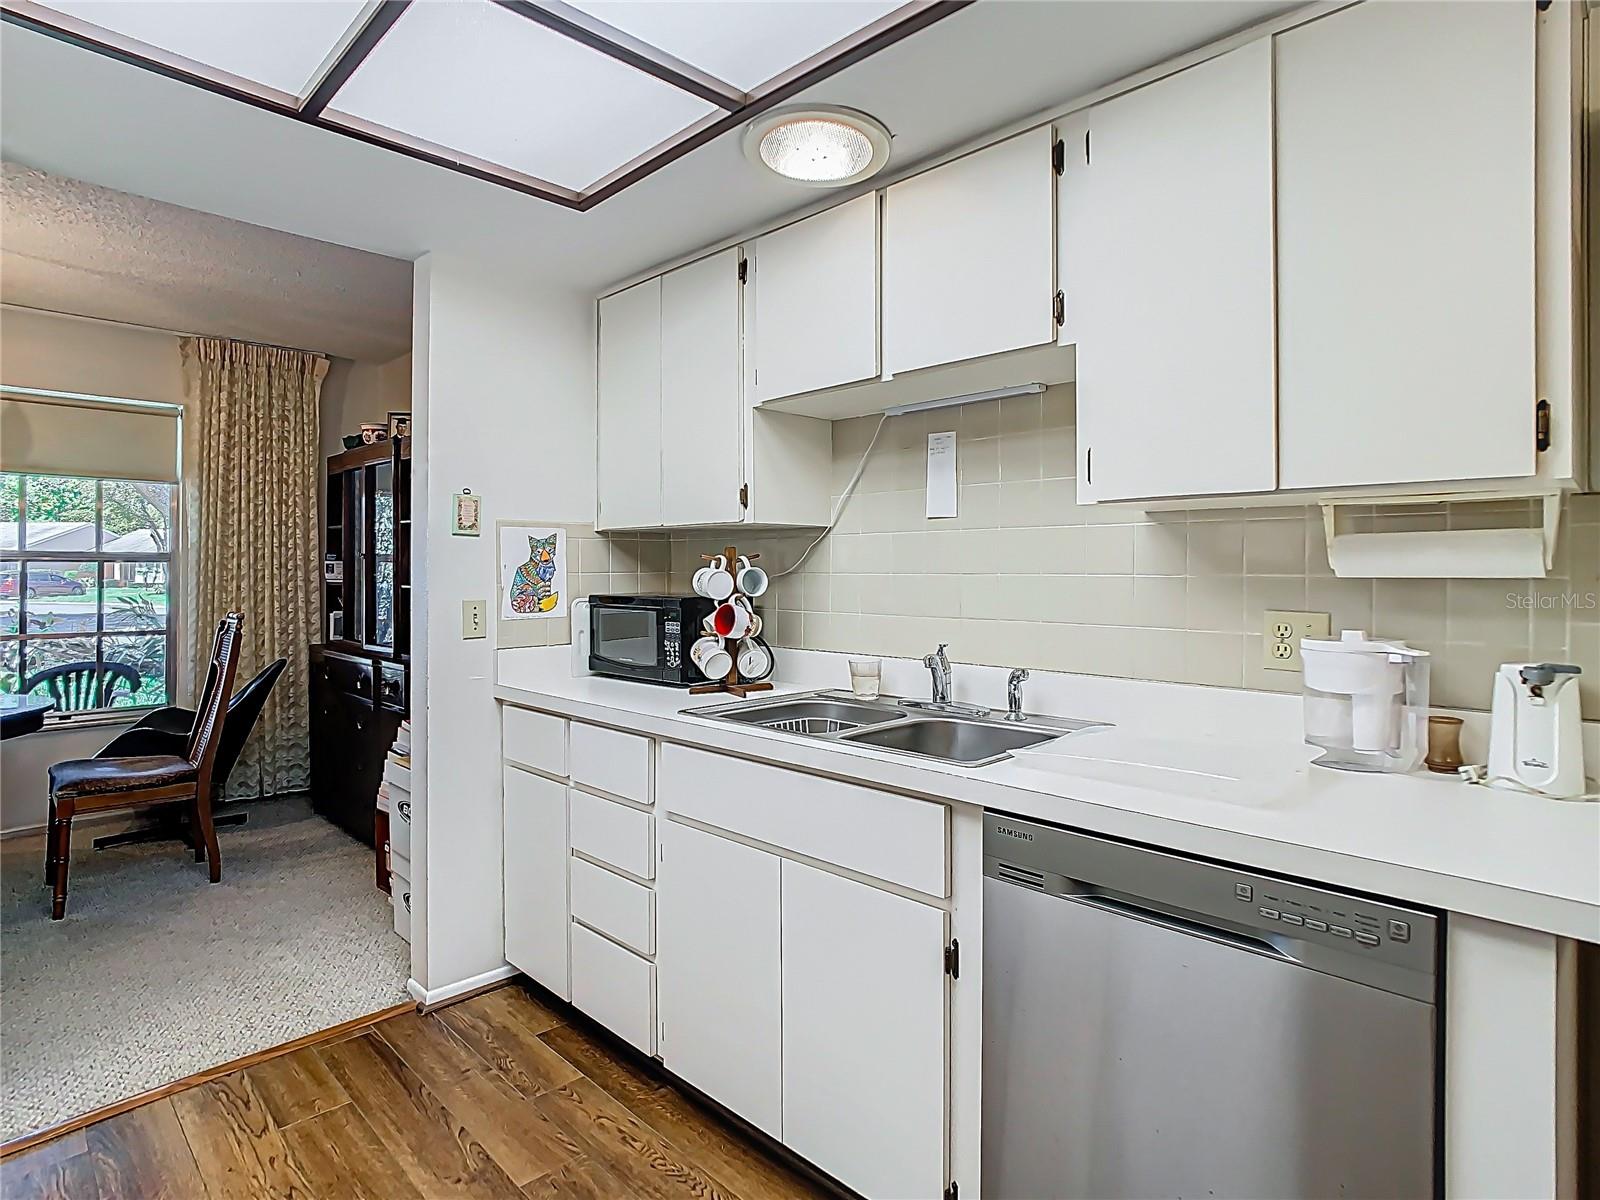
[49,755,196,801]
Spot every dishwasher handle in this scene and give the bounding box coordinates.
[1061,885,1296,964]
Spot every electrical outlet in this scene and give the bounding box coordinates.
[462,599,486,639]
[1263,610,1330,671]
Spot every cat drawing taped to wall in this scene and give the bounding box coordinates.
[511,533,560,614]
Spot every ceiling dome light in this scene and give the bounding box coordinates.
[743,105,891,188]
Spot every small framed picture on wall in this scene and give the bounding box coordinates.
[388,411,411,440]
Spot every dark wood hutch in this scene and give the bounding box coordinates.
[311,436,409,846]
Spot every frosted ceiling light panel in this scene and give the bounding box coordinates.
[329,1,716,190]
[567,0,906,91]
[41,0,370,97]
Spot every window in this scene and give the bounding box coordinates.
[1,471,176,716]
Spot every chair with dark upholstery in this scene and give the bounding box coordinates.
[23,661,141,712]
[88,657,288,851]
[44,613,244,920]
[87,659,289,857]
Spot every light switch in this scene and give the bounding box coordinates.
[462,599,486,639]
[1263,610,1330,671]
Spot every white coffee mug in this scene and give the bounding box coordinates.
[693,555,735,601]
[711,594,756,639]
[735,556,769,598]
[690,634,732,680]
[737,636,774,682]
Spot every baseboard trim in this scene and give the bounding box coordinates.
[0,998,418,1160]
[408,964,519,1012]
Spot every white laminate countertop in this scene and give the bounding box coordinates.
[494,652,1600,942]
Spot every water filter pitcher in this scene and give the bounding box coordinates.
[1301,631,1431,773]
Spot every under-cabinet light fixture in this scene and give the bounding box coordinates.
[885,382,1045,417]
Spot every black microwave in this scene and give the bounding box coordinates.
[588,594,716,685]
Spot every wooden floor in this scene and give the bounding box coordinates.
[1,984,834,1200]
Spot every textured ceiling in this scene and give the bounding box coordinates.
[0,163,412,361]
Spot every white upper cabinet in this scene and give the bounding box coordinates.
[883,126,1058,377]
[660,248,744,525]
[597,277,662,530]
[1275,0,1537,491]
[656,819,783,1139]
[781,859,948,1200]
[751,193,880,403]
[1063,40,1276,503]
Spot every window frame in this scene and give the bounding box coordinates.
[2,471,178,722]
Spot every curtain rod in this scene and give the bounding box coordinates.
[0,303,342,360]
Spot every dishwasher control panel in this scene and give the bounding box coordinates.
[985,811,1439,992]
[1245,884,1397,948]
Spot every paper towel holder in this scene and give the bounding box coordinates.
[1319,492,1562,579]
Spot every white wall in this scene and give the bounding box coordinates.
[409,253,593,997]
[320,352,411,459]
[1,719,137,835]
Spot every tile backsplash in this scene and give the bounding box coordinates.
[663,385,1599,713]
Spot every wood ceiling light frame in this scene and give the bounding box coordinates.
[1,0,974,211]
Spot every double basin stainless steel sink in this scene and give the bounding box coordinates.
[686,690,1108,768]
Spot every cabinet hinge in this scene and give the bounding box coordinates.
[1052,137,1064,176]
[1536,0,1551,11]
[739,483,749,508]
[944,939,959,979]
[1084,128,1091,165]
[1086,446,1093,485]
[944,1182,959,1200]
[737,257,748,284]
[1053,290,1065,327]
[1535,398,1551,452]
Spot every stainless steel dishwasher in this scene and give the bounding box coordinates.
[983,813,1440,1200]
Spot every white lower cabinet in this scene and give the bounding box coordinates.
[503,713,951,1196]
[781,860,949,1200]
[655,799,951,1197]
[503,764,569,1000]
[657,820,783,1139]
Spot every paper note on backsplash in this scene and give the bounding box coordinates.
[926,431,958,519]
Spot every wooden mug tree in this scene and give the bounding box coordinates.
[689,544,773,697]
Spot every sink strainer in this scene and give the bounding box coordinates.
[761,716,858,736]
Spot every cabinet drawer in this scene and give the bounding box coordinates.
[658,744,947,897]
[571,856,654,956]
[570,722,652,803]
[570,787,654,880]
[503,706,567,777]
[571,921,656,1054]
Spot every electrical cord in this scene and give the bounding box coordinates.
[773,412,891,578]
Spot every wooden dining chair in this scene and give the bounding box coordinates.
[44,612,244,920]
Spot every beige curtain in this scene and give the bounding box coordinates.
[181,337,327,799]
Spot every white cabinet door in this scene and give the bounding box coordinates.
[883,126,1057,376]
[503,765,569,1000]
[752,193,879,402]
[1275,0,1536,490]
[656,820,782,1138]
[781,860,947,1200]
[661,249,743,525]
[1064,40,1276,502]
[597,278,663,529]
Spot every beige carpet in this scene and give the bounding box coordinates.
[0,796,409,1142]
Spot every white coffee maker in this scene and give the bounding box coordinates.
[1486,663,1587,799]
[1301,631,1431,773]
